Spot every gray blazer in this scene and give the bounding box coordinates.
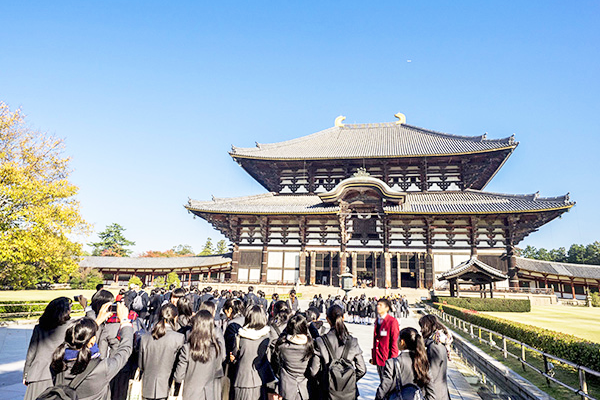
[310,329,366,383]
[233,328,275,389]
[24,322,72,382]
[375,351,417,400]
[139,326,185,399]
[273,340,313,400]
[55,325,134,400]
[424,339,449,400]
[173,333,225,400]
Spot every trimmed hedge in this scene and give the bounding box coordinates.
[436,303,600,372]
[432,296,531,312]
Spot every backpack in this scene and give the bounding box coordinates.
[388,358,423,400]
[131,291,144,311]
[321,335,356,400]
[36,358,101,400]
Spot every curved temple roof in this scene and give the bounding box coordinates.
[439,257,508,281]
[186,189,574,215]
[230,122,517,160]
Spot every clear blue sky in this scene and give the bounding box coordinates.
[1,1,598,254]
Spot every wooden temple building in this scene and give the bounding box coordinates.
[185,113,575,289]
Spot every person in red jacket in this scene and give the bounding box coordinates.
[370,297,400,380]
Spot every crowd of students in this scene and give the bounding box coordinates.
[24,284,450,400]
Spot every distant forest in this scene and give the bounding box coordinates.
[519,242,600,266]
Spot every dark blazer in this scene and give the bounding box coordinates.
[372,314,400,366]
[287,297,299,312]
[272,339,313,400]
[310,329,366,386]
[174,334,225,400]
[54,325,133,400]
[233,327,275,389]
[424,338,449,400]
[375,351,418,400]
[139,325,185,399]
[24,322,72,383]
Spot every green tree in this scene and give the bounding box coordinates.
[166,271,181,288]
[199,237,215,255]
[215,240,228,254]
[90,223,135,257]
[128,275,143,288]
[153,276,165,288]
[520,245,538,259]
[172,244,194,256]
[69,268,104,289]
[0,102,89,289]
[568,244,586,264]
[584,241,600,265]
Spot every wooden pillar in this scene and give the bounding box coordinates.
[299,249,307,285]
[424,248,433,289]
[339,251,347,288]
[309,251,317,285]
[384,251,392,289]
[372,252,379,287]
[329,251,334,286]
[351,252,358,286]
[396,253,402,289]
[151,270,155,285]
[506,244,519,288]
[115,273,119,284]
[489,282,493,298]
[571,278,576,299]
[231,243,240,282]
[261,245,269,284]
[456,279,460,297]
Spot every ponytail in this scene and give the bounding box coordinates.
[152,303,178,340]
[399,327,430,387]
[327,305,348,344]
[50,318,98,375]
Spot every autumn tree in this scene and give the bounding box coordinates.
[0,102,89,289]
[90,223,135,257]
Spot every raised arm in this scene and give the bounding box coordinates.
[104,303,134,382]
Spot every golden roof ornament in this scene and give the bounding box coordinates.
[353,167,370,177]
[394,112,406,125]
[334,115,346,127]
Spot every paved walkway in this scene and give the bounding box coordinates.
[0,309,481,400]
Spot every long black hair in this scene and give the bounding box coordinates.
[188,310,220,363]
[177,295,193,327]
[90,290,115,317]
[275,313,314,361]
[419,314,447,340]
[327,305,349,344]
[269,300,292,327]
[399,327,430,387]
[39,297,71,331]
[152,303,178,340]
[51,317,98,375]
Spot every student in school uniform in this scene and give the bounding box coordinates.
[23,297,74,400]
[419,315,450,400]
[310,305,367,400]
[230,305,276,400]
[45,303,133,400]
[139,303,185,400]
[174,310,226,400]
[375,327,430,400]
[370,298,400,380]
[271,314,315,400]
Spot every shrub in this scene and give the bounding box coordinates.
[166,272,181,288]
[436,303,600,372]
[0,300,84,320]
[591,292,600,307]
[70,268,104,290]
[153,276,165,288]
[432,296,531,312]
[128,275,143,288]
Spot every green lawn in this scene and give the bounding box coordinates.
[485,305,600,343]
[0,289,117,302]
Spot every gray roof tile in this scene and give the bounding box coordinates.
[80,255,231,270]
[186,190,573,215]
[230,123,517,160]
[516,257,600,280]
